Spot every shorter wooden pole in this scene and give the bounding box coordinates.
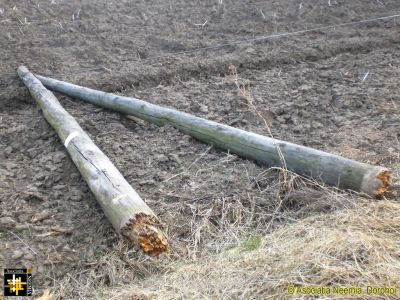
[35,73,391,197]
[18,66,168,256]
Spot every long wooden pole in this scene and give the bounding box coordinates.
[18,66,168,256]
[36,73,391,197]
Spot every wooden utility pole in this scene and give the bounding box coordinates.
[35,73,391,197]
[18,66,168,256]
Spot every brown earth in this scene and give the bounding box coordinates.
[0,0,399,299]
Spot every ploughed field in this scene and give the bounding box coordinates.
[0,0,399,299]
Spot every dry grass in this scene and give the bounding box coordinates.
[101,193,400,300]
[35,289,55,300]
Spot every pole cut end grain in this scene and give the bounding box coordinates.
[361,167,391,198]
[121,213,169,256]
[374,169,391,197]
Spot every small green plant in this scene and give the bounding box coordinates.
[240,235,262,252]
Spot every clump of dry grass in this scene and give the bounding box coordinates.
[35,289,55,300]
[103,195,400,300]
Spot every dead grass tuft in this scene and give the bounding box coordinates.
[104,195,400,299]
[35,289,55,300]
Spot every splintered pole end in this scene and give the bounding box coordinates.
[121,213,169,256]
[373,169,391,197]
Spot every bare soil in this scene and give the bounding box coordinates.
[0,0,399,299]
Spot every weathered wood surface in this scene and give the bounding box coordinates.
[36,73,391,197]
[18,66,168,255]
